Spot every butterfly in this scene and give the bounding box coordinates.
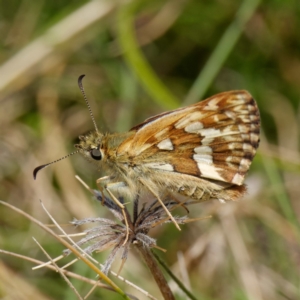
[34,75,260,235]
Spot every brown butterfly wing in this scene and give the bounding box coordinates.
[117,90,260,185]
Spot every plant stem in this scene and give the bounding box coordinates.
[136,244,175,300]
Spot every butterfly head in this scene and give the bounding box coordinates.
[75,131,105,165]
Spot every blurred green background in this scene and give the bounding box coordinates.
[1,0,300,299]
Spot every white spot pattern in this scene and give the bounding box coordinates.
[185,121,204,133]
[157,138,174,150]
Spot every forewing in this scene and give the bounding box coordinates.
[117,90,260,185]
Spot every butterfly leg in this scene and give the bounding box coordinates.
[96,177,130,245]
[95,176,110,205]
[96,176,126,208]
[139,178,181,231]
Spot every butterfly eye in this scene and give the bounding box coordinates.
[90,148,102,160]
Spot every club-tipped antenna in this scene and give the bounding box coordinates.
[78,75,99,133]
[33,151,79,180]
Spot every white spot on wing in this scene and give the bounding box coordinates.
[185,121,203,133]
[199,128,221,140]
[241,134,250,140]
[193,152,225,181]
[201,137,214,146]
[196,163,225,181]
[238,124,248,133]
[239,158,251,172]
[203,98,220,110]
[232,173,244,185]
[225,110,236,119]
[213,115,220,122]
[222,126,240,135]
[157,138,174,150]
[243,143,253,151]
[228,95,246,105]
[194,146,212,154]
[226,156,233,162]
[250,133,259,143]
[175,112,205,129]
[193,154,213,164]
[237,93,245,101]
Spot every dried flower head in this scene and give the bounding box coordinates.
[64,188,196,274]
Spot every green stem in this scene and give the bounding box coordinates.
[117,1,180,110]
[184,0,262,105]
[260,134,300,243]
[153,251,199,300]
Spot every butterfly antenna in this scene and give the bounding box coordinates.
[33,151,79,180]
[78,75,99,133]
